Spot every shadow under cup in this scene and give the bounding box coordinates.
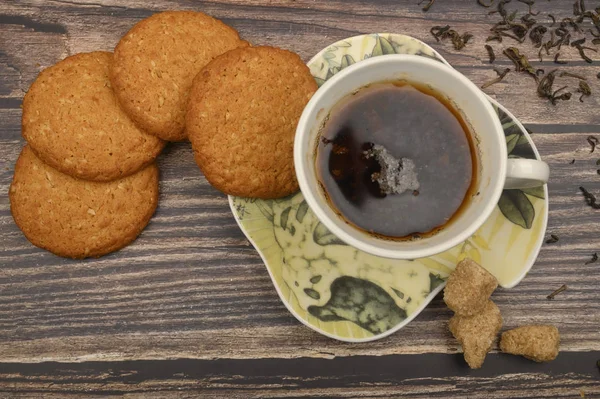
[294,54,507,260]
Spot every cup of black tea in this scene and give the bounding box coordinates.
[294,55,549,259]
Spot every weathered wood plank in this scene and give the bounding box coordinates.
[1,0,600,126]
[0,132,598,362]
[0,353,598,398]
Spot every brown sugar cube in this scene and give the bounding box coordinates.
[444,258,498,316]
[500,325,560,362]
[449,300,503,369]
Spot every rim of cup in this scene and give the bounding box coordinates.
[294,54,507,260]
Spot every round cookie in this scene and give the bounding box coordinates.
[9,146,159,259]
[186,46,317,199]
[110,11,249,141]
[22,51,165,182]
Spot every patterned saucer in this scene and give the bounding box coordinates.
[229,34,548,342]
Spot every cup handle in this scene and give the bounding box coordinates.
[504,158,550,189]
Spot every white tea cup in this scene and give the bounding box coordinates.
[294,54,549,260]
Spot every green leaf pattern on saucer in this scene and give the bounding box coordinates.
[495,104,546,229]
[229,34,548,342]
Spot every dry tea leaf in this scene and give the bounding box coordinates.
[547,284,567,299]
[504,47,538,82]
[420,0,435,12]
[546,234,559,244]
[537,70,572,105]
[585,253,598,265]
[588,136,599,153]
[580,186,600,209]
[485,44,496,63]
[577,81,592,102]
[481,68,511,89]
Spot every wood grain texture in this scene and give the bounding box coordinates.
[0,353,599,398]
[1,0,600,396]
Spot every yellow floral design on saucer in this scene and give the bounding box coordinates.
[229,34,548,342]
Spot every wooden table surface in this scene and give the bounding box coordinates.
[1,0,600,397]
